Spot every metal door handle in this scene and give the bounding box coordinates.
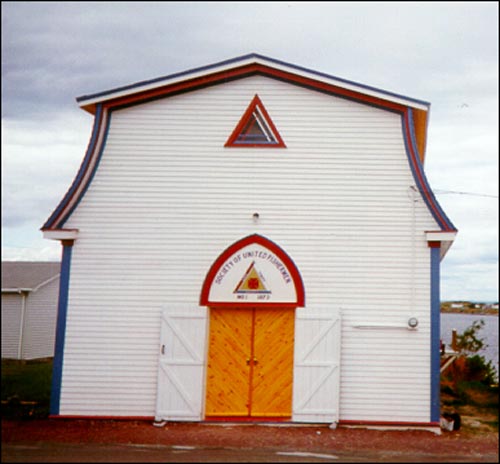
[161,345,165,355]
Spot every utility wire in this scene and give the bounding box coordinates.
[434,189,498,199]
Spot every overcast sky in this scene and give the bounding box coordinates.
[2,2,498,302]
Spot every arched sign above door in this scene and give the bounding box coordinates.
[200,234,305,307]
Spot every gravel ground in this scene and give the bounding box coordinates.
[2,418,499,462]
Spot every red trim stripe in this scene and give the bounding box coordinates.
[49,415,155,421]
[403,111,455,232]
[96,64,408,115]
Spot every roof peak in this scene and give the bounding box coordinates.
[76,53,430,112]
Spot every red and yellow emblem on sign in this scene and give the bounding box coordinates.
[234,261,271,295]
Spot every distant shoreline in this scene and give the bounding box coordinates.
[441,308,499,316]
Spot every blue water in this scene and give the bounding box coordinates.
[441,313,499,376]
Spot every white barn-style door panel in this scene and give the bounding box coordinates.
[292,307,341,423]
[155,306,208,421]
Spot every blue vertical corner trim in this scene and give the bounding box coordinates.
[50,242,73,416]
[403,109,457,232]
[430,246,441,422]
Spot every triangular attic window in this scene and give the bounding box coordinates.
[225,95,286,148]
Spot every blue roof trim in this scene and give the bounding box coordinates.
[403,109,457,232]
[42,104,105,229]
[76,54,260,103]
[76,53,430,108]
[250,54,430,107]
[57,111,112,228]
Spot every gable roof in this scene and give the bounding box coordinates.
[77,53,430,113]
[42,53,456,243]
[2,262,61,292]
[76,53,431,163]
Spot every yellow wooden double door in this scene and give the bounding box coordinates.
[205,308,295,418]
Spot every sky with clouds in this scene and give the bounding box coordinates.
[2,2,498,302]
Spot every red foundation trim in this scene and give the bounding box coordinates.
[339,420,440,427]
[49,415,155,421]
[48,416,440,427]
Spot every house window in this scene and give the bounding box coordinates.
[225,95,286,148]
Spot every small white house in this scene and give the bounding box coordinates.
[42,54,457,431]
[1,261,60,360]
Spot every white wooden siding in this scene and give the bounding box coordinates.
[22,278,59,359]
[61,75,439,420]
[1,294,23,359]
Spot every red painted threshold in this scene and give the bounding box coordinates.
[204,416,291,423]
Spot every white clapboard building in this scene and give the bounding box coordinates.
[1,261,60,360]
[42,54,457,431]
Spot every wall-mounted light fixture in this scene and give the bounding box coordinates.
[252,212,260,223]
[408,317,419,329]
